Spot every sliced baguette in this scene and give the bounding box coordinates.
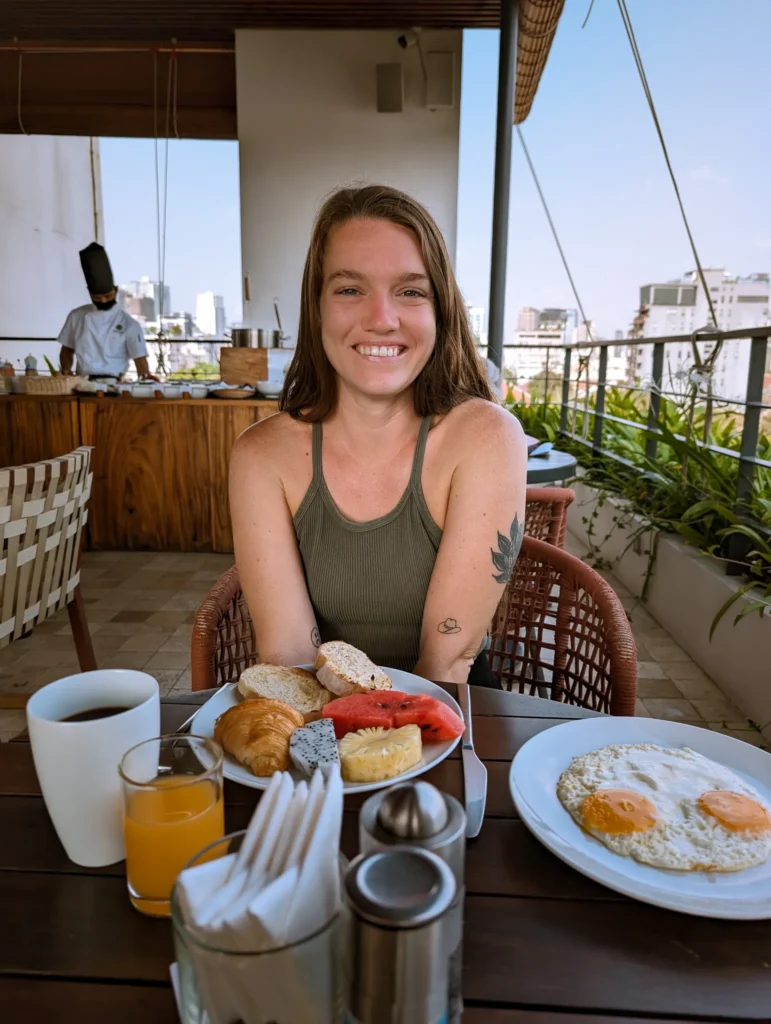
[314,642,392,697]
[237,665,336,722]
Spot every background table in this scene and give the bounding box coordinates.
[526,447,577,484]
[2,686,771,1022]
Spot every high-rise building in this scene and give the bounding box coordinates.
[119,294,155,321]
[196,292,227,338]
[631,268,770,398]
[119,276,172,320]
[467,305,486,347]
[517,307,539,332]
[505,307,627,392]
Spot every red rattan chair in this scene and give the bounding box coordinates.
[524,486,575,547]
[191,565,257,691]
[192,536,637,715]
[488,535,637,715]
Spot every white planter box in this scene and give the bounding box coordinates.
[567,480,771,740]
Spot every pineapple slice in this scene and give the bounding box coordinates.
[338,725,422,783]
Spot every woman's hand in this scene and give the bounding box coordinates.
[229,418,320,667]
[415,402,527,684]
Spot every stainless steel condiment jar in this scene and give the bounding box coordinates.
[343,847,456,1024]
[359,782,466,1022]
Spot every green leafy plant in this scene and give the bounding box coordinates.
[507,388,771,633]
[167,361,219,380]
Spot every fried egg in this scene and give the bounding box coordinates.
[557,743,771,872]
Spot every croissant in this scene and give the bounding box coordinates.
[214,698,304,777]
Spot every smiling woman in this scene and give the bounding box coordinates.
[229,184,527,687]
[281,185,494,420]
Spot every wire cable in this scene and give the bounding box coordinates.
[16,50,27,134]
[516,125,594,343]
[153,52,163,322]
[616,0,718,330]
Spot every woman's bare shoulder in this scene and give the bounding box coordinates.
[437,398,524,451]
[231,412,311,473]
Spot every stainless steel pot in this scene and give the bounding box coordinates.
[258,329,282,349]
[231,328,261,349]
[231,328,282,349]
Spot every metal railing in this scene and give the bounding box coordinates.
[494,326,771,577]
[495,326,771,496]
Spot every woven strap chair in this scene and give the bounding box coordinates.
[0,447,97,671]
[488,535,637,715]
[192,537,637,715]
[524,486,575,547]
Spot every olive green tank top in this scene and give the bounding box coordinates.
[293,416,442,671]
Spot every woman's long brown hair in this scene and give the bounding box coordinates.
[280,184,496,421]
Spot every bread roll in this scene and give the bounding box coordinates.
[237,664,335,721]
[315,642,392,697]
[214,698,303,777]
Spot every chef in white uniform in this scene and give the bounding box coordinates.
[58,243,156,380]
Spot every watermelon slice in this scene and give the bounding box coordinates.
[323,690,463,743]
[409,700,465,742]
[322,692,392,737]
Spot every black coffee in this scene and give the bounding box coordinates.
[60,706,131,723]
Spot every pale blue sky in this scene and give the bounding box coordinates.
[100,0,771,338]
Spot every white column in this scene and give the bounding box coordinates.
[235,29,462,339]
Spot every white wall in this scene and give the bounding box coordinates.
[235,29,463,338]
[567,480,771,739]
[0,135,102,370]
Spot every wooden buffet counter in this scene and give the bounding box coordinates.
[1,393,279,552]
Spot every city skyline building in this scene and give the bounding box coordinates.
[468,306,486,347]
[119,276,172,321]
[629,268,770,399]
[517,306,539,332]
[196,291,227,338]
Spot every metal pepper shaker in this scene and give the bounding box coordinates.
[343,847,456,1024]
[359,782,466,1022]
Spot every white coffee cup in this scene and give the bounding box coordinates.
[26,670,160,867]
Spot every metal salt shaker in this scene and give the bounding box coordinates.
[358,782,466,1022]
[343,847,456,1024]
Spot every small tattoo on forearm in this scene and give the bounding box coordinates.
[491,513,523,584]
[438,618,462,634]
[311,626,321,648]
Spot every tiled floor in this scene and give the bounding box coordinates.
[0,544,766,747]
[0,550,233,740]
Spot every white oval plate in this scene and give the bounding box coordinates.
[192,667,463,795]
[509,716,771,919]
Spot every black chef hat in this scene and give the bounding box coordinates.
[79,242,115,295]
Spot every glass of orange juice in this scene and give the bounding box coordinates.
[119,735,224,917]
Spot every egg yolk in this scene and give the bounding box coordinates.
[581,788,658,835]
[698,791,771,832]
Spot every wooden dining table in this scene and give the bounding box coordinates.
[2,684,770,1023]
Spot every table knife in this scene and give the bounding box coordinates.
[457,681,487,838]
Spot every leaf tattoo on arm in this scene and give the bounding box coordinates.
[491,513,523,584]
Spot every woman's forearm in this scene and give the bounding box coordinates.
[413,652,474,685]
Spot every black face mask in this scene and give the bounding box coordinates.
[93,298,117,311]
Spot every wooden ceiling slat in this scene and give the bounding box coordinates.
[0,49,236,138]
[0,1,564,134]
[2,1,502,40]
